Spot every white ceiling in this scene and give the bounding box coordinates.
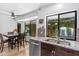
[0,3,51,15]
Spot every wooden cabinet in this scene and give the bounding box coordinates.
[73,50,79,56]
[41,42,79,56]
[55,46,74,56]
[41,43,55,56]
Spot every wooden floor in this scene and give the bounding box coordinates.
[0,43,29,56]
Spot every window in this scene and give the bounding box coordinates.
[24,20,36,37]
[25,22,31,36]
[59,11,77,40]
[47,11,77,41]
[47,15,58,38]
[30,20,36,37]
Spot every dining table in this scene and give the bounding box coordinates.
[3,34,19,49]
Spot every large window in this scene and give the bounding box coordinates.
[59,11,77,40]
[24,20,36,37]
[47,11,77,41]
[47,15,58,38]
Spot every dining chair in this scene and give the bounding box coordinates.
[15,33,25,51]
[7,32,14,35]
[0,33,9,53]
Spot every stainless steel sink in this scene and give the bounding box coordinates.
[45,39,58,43]
[45,39,71,46]
[56,40,71,46]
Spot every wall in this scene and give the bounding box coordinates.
[16,3,79,41]
[0,15,17,34]
[38,3,79,41]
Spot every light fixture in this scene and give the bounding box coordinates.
[11,12,15,19]
[57,4,63,9]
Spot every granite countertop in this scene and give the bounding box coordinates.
[29,37,79,52]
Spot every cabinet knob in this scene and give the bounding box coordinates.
[52,50,55,56]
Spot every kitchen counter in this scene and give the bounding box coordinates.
[29,37,79,52]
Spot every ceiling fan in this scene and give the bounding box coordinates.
[10,12,18,18]
[0,9,21,19]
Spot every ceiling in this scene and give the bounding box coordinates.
[0,3,52,15]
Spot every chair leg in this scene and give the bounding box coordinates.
[0,43,4,53]
[8,42,10,50]
[17,41,19,51]
[23,39,25,48]
[20,41,22,46]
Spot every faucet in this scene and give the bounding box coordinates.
[57,37,71,46]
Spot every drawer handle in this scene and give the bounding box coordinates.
[52,50,55,56]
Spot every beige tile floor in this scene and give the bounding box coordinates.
[0,43,29,56]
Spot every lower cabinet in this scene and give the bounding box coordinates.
[55,46,74,56]
[41,42,79,56]
[41,43,55,56]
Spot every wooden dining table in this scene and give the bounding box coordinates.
[3,34,19,49]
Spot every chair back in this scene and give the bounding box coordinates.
[7,32,14,35]
[17,33,25,40]
[0,33,3,43]
[0,33,4,53]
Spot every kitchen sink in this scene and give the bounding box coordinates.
[45,39,71,46]
[56,40,71,46]
[45,39,58,43]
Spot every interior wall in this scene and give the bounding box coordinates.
[38,3,79,41]
[16,3,79,41]
[0,15,17,34]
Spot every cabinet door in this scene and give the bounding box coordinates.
[55,46,74,56]
[41,43,55,56]
[55,46,65,56]
[41,48,53,56]
[41,42,79,56]
[73,51,79,56]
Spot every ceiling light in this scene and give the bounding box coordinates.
[57,4,63,9]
